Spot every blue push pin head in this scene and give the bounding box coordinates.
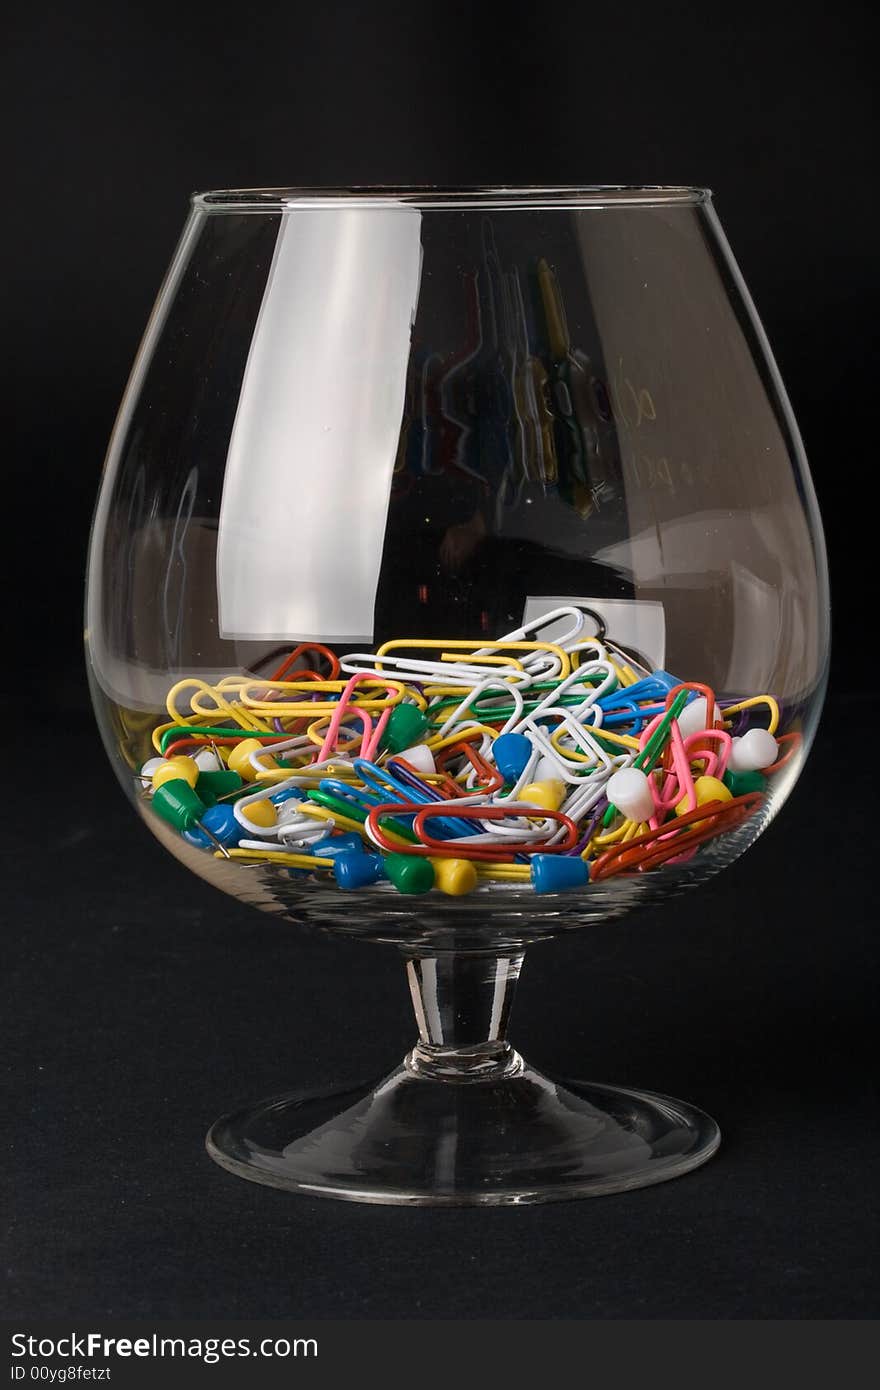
[491,732,532,783]
[309,832,365,860]
[183,803,242,850]
[334,851,387,891]
[531,854,590,895]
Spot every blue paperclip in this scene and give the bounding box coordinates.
[386,758,444,802]
[270,786,306,805]
[599,699,666,729]
[355,758,478,840]
[596,671,681,708]
[385,757,482,839]
[595,671,688,729]
[315,777,416,840]
[319,777,385,809]
[354,759,425,804]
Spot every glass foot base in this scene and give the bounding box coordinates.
[206,1058,720,1205]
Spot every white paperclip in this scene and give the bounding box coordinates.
[566,638,609,664]
[470,804,559,843]
[480,607,590,667]
[558,755,632,829]
[510,661,616,734]
[340,653,534,689]
[232,756,356,838]
[276,809,335,847]
[519,707,635,805]
[434,678,526,740]
[245,733,313,777]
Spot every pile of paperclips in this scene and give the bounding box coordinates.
[138,608,797,896]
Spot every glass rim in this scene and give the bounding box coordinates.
[191,184,712,211]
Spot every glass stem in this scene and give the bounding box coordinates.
[404,952,525,1082]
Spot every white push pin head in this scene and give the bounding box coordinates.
[676,695,720,739]
[606,767,655,822]
[728,728,778,772]
[140,756,167,788]
[534,752,562,782]
[397,744,435,775]
[194,748,222,772]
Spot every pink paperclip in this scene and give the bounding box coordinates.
[683,728,732,779]
[648,723,731,854]
[637,709,696,828]
[317,675,393,762]
[652,730,732,857]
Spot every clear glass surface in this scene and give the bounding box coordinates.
[86,185,828,1203]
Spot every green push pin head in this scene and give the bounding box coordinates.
[151,778,206,832]
[150,779,232,858]
[384,854,435,895]
[195,769,244,806]
[722,769,768,797]
[380,704,430,755]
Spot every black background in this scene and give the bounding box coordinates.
[4,0,879,1320]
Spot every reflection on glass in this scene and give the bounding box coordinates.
[218,207,423,642]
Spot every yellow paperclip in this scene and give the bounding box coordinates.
[217,848,336,869]
[304,715,365,752]
[608,658,639,687]
[165,678,272,732]
[721,694,780,735]
[581,821,644,864]
[151,718,179,753]
[591,818,644,850]
[474,863,531,881]
[246,761,312,786]
[425,724,499,753]
[376,638,572,679]
[297,802,415,851]
[236,678,408,716]
[188,692,274,732]
[549,725,640,761]
[440,652,525,670]
[402,684,429,712]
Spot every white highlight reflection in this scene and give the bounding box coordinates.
[217,208,423,641]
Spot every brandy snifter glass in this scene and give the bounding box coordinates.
[86,186,828,1204]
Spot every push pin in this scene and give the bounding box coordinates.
[151,778,235,857]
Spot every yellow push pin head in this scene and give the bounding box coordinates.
[429,857,478,896]
[675,775,732,817]
[152,755,199,791]
[245,798,277,828]
[227,738,278,782]
[520,778,566,813]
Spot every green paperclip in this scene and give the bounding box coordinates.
[158,725,283,755]
[427,673,616,726]
[306,789,419,843]
[601,689,690,827]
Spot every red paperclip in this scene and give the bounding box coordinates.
[414,802,579,858]
[435,739,505,794]
[663,680,721,743]
[591,792,763,881]
[163,732,293,757]
[763,731,802,775]
[365,800,578,860]
[269,642,340,683]
[389,756,467,801]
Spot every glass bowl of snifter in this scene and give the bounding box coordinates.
[86,185,829,1204]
